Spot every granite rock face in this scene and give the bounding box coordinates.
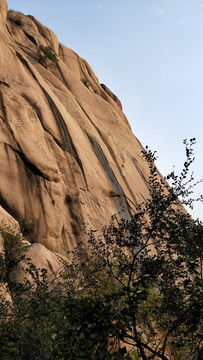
[0,3,153,264]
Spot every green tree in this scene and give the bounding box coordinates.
[64,138,203,359]
[0,139,202,359]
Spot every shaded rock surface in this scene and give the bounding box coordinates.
[0,3,153,262]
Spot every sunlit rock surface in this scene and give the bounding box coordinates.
[0,2,152,262]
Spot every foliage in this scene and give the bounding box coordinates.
[61,138,203,359]
[0,223,29,285]
[0,139,202,359]
[38,45,59,68]
[81,78,90,88]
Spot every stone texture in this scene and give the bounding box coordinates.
[0,3,154,262]
[0,0,7,20]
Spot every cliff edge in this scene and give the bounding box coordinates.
[0,3,152,266]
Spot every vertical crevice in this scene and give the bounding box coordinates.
[88,135,131,220]
[131,157,150,191]
[57,64,70,90]
[76,100,138,206]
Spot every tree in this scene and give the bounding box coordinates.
[0,139,202,359]
[64,138,203,359]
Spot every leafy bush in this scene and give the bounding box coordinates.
[0,139,202,359]
[0,223,29,285]
[81,78,90,88]
[38,45,59,68]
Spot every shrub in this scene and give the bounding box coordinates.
[81,78,90,88]
[38,45,59,68]
[0,139,202,359]
[64,138,203,359]
[0,223,29,285]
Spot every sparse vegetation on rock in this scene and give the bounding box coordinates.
[38,45,59,68]
[81,77,90,88]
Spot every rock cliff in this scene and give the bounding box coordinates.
[0,2,153,267]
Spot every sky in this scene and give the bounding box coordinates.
[7,0,203,220]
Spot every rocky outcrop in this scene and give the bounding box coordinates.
[0,0,8,20]
[100,83,123,110]
[0,2,153,263]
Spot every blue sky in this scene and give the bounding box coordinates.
[8,0,203,220]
